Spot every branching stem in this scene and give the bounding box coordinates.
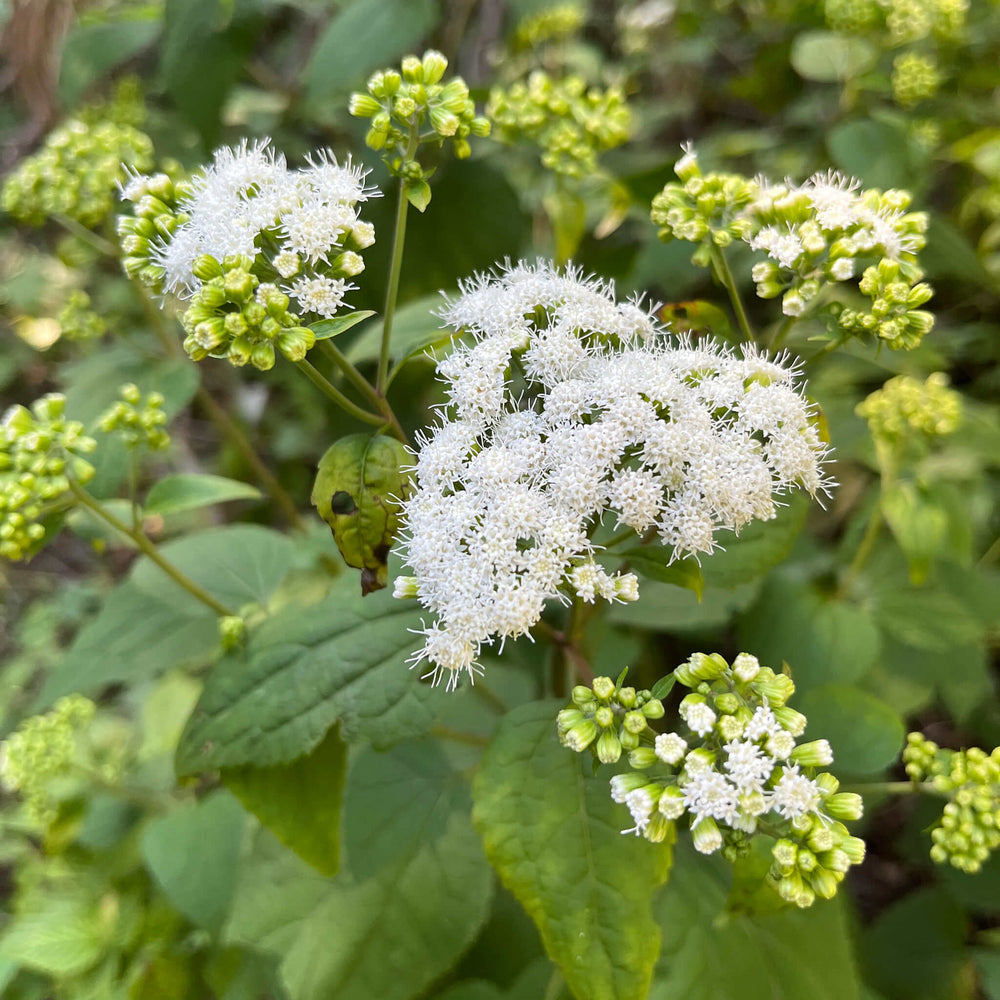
[69,481,235,617]
[709,243,755,343]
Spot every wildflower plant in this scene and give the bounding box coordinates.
[2,7,999,1000]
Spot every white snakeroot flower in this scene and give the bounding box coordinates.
[722,738,775,790]
[623,788,655,835]
[682,701,717,738]
[655,732,688,765]
[148,138,377,323]
[287,275,354,318]
[732,652,760,682]
[683,770,737,824]
[744,705,780,741]
[772,765,822,819]
[395,261,830,687]
[766,729,796,760]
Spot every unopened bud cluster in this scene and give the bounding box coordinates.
[118,139,377,369]
[116,167,191,291]
[0,394,96,561]
[557,674,666,763]
[97,383,170,451]
[855,372,961,441]
[57,290,107,342]
[560,652,865,909]
[3,106,153,229]
[488,71,631,178]
[178,254,316,371]
[892,52,942,106]
[514,4,586,48]
[903,732,999,873]
[0,695,96,825]
[350,50,489,192]
[824,0,967,42]
[652,148,934,349]
[395,260,829,689]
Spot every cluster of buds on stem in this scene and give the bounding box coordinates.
[559,652,866,909]
[856,371,962,443]
[179,254,315,371]
[97,383,171,451]
[0,695,96,825]
[57,290,107,342]
[652,147,934,349]
[350,51,489,208]
[903,732,1000,873]
[557,672,666,764]
[3,89,153,229]
[0,395,96,561]
[488,71,631,179]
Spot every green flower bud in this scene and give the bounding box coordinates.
[596,729,622,764]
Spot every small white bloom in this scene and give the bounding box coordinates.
[771,765,821,819]
[682,701,717,738]
[732,652,760,682]
[655,732,688,765]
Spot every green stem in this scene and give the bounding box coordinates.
[471,679,509,714]
[53,213,118,256]
[543,968,565,1000]
[837,501,882,599]
[841,781,922,796]
[709,244,755,343]
[377,130,421,395]
[318,340,408,444]
[295,359,385,426]
[129,450,141,532]
[69,482,235,617]
[194,387,306,531]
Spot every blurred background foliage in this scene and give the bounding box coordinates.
[0,0,998,998]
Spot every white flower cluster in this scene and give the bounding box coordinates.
[748,169,928,318]
[122,139,377,318]
[395,261,830,689]
[616,698,833,848]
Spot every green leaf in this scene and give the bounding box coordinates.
[175,574,434,773]
[141,790,246,933]
[310,433,411,594]
[472,701,672,1000]
[621,549,704,598]
[650,845,863,1000]
[880,481,948,585]
[859,888,967,1000]
[223,724,348,877]
[0,898,106,977]
[434,984,504,1000]
[651,674,677,700]
[161,0,258,145]
[790,31,877,82]
[59,18,161,106]
[145,473,262,517]
[227,742,493,1000]
[798,684,904,774]
[37,524,293,706]
[738,576,880,694]
[309,310,377,341]
[36,581,219,707]
[659,300,735,344]
[346,294,450,371]
[828,118,929,191]
[406,178,433,212]
[130,523,294,613]
[303,0,439,105]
